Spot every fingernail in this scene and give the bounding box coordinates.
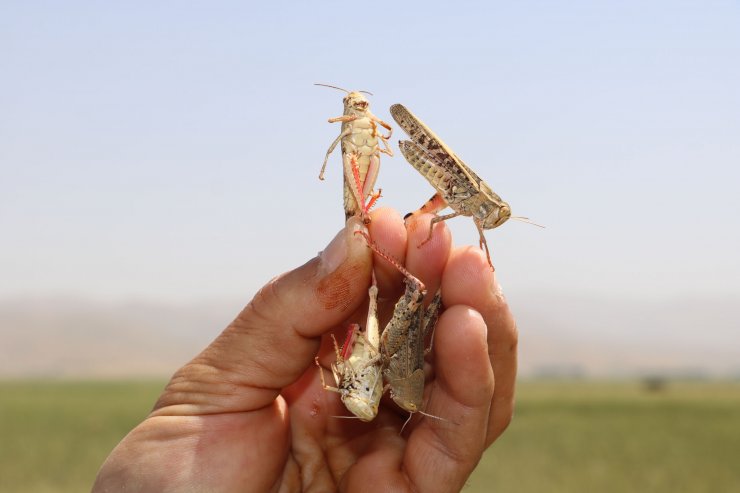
[318,217,367,277]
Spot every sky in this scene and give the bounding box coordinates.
[2,2,739,314]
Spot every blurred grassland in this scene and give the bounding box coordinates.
[467,380,740,492]
[0,381,165,493]
[1,380,739,492]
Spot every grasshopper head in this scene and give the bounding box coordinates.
[391,394,419,413]
[343,92,370,114]
[482,202,512,229]
[340,364,383,421]
[341,393,380,422]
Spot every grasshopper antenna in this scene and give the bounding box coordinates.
[417,410,455,424]
[314,83,350,94]
[399,410,455,434]
[314,83,374,96]
[511,216,545,228]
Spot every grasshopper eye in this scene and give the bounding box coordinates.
[485,203,512,229]
[499,204,512,223]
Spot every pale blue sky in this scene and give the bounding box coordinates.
[2,1,739,306]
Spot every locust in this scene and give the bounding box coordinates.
[315,272,383,421]
[356,231,442,415]
[389,103,542,268]
[317,84,393,221]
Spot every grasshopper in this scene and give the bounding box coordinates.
[389,103,542,268]
[315,272,383,421]
[316,84,394,221]
[355,231,442,414]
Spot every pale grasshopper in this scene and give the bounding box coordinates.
[356,231,442,416]
[315,272,383,421]
[317,84,393,221]
[390,103,542,268]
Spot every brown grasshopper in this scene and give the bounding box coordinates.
[315,272,383,421]
[390,103,543,268]
[316,84,393,221]
[356,231,442,415]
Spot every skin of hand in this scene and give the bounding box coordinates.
[92,207,518,493]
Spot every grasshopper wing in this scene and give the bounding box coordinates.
[390,104,480,186]
[398,140,479,204]
[391,104,508,207]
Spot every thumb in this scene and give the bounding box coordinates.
[153,217,372,415]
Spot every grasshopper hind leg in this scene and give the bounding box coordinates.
[404,192,447,220]
[345,153,381,223]
[404,193,459,247]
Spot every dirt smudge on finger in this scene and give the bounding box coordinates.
[315,261,363,311]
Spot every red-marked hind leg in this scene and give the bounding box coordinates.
[339,324,360,361]
[349,154,365,205]
[404,192,447,221]
[344,153,369,222]
[353,230,425,292]
[364,189,382,212]
[349,154,382,221]
[362,156,380,198]
[404,193,456,247]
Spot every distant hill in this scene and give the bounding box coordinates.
[1,293,738,378]
[511,291,740,377]
[0,297,240,378]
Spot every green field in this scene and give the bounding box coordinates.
[467,380,740,492]
[1,380,739,492]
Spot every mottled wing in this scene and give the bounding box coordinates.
[391,104,505,204]
[406,306,425,376]
[390,104,481,188]
[398,140,478,204]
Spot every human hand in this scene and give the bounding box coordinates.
[93,207,517,493]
